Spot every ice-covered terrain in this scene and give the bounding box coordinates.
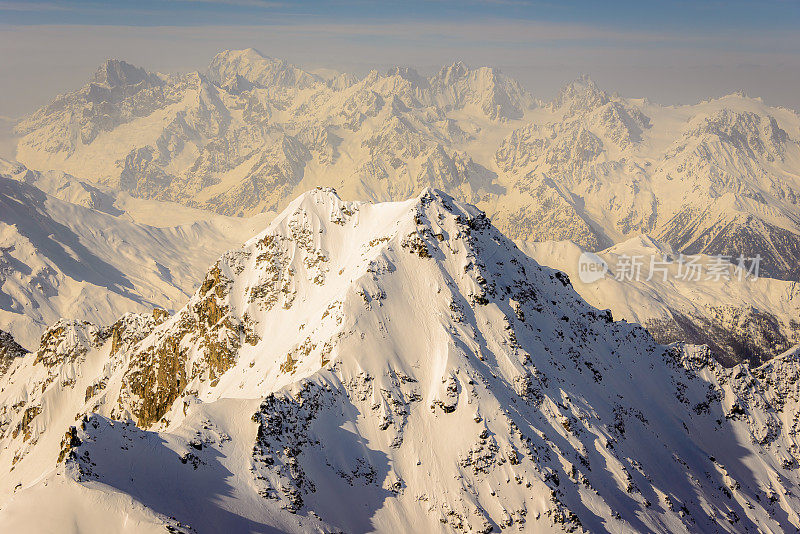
[0,159,269,349]
[13,50,800,281]
[0,189,798,533]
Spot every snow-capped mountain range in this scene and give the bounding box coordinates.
[2,50,800,532]
[12,49,800,281]
[1,189,799,533]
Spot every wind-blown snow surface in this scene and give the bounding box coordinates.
[13,50,800,280]
[0,159,269,349]
[1,189,798,533]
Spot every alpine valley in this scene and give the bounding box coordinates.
[0,49,800,533]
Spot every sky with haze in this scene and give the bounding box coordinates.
[1,0,799,119]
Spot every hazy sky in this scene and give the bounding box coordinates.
[1,0,799,118]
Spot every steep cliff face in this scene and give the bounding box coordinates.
[0,189,798,533]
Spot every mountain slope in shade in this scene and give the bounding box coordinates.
[13,50,800,280]
[0,189,798,533]
[523,236,800,367]
[0,163,267,349]
[0,330,27,376]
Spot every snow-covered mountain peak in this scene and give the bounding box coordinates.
[427,61,535,120]
[259,185,476,233]
[385,65,429,89]
[13,185,540,426]
[214,46,266,62]
[207,48,321,89]
[90,59,152,89]
[434,60,470,83]
[550,74,610,114]
[429,61,507,93]
[3,189,800,532]
[682,107,790,161]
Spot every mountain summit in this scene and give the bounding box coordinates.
[91,59,151,88]
[207,48,322,90]
[0,189,798,532]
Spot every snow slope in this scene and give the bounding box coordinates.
[1,189,798,533]
[0,161,268,349]
[524,236,800,366]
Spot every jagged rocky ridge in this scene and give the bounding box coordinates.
[0,189,799,533]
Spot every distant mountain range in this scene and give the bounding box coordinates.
[12,49,800,282]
